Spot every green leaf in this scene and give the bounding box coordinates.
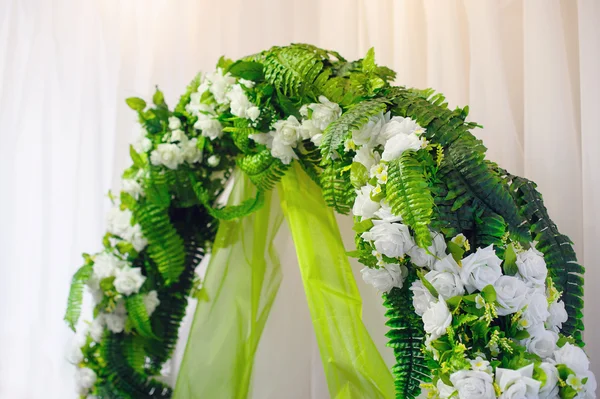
[152,87,165,106]
[504,243,518,275]
[513,330,530,340]
[447,241,465,263]
[64,262,94,330]
[126,97,146,112]
[481,285,497,303]
[228,60,264,81]
[320,160,355,214]
[362,47,376,73]
[129,145,145,168]
[417,269,439,298]
[352,218,373,234]
[125,294,157,339]
[350,162,368,189]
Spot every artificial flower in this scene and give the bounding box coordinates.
[114,267,146,296]
[460,245,502,293]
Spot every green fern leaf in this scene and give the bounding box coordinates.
[320,160,354,214]
[125,294,157,339]
[386,152,434,248]
[237,149,290,191]
[64,262,94,331]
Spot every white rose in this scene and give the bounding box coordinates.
[450,370,495,399]
[168,116,181,130]
[114,267,146,296]
[525,324,558,358]
[517,247,548,287]
[75,367,97,391]
[105,311,126,333]
[206,69,236,104]
[362,222,413,258]
[554,343,590,375]
[522,292,550,327]
[494,276,528,316]
[122,179,144,200]
[353,146,381,170]
[578,370,597,399]
[352,112,389,147]
[546,300,568,332]
[410,280,436,316]
[144,290,160,316]
[299,119,322,140]
[180,137,202,164]
[460,245,502,293]
[352,185,381,220]
[93,252,126,280]
[423,299,452,340]
[126,223,148,252]
[425,269,464,300]
[274,116,302,145]
[226,84,253,118]
[377,116,423,144]
[496,364,541,399]
[361,263,406,292]
[270,136,297,164]
[373,201,403,223]
[132,128,153,153]
[107,207,133,238]
[407,231,447,268]
[90,315,105,343]
[381,132,422,161]
[195,118,223,140]
[538,362,560,399]
[67,337,85,364]
[308,95,342,130]
[150,143,183,170]
[246,106,261,122]
[436,379,456,398]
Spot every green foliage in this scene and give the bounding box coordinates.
[510,176,585,344]
[125,294,156,339]
[237,149,290,191]
[386,152,434,248]
[222,119,261,154]
[64,261,94,331]
[227,60,264,82]
[384,271,431,399]
[126,97,147,112]
[320,160,354,214]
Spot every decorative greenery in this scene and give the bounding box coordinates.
[65,44,593,399]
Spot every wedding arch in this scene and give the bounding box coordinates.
[65,44,594,399]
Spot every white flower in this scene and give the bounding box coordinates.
[270,136,297,164]
[460,245,502,293]
[352,112,389,147]
[67,337,85,364]
[105,312,126,333]
[410,280,435,316]
[93,252,126,280]
[195,118,223,140]
[554,343,590,375]
[132,129,153,153]
[168,117,181,130]
[238,78,255,88]
[494,276,528,316]
[470,356,492,373]
[125,223,147,252]
[426,262,464,300]
[381,132,422,161]
[180,137,203,164]
[362,222,413,258]
[436,379,456,398]
[538,362,560,398]
[352,184,381,220]
[546,300,568,332]
[377,116,423,144]
[114,267,146,296]
[361,264,406,292]
[227,84,253,118]
[450,370,495,399]
[75,367,97,391]
[310,133,323,146]
[246,106,261,122]
[299,119,322,140]
[495,364,541,399]
[250,126,299,165]
[517,247,547,287]
[373,201,402,223]
[90,315,105,342]
[407,231,447,268]
[206,68,236,104]
[370,163,388,185]
[308,96,342,130]
[274,116,302,145]
[122,179,144,200]
[522,292,550,327]
[207,155,220,167]
[353,146,381,171]
[577,370,597,398]
[107,207,133,238]
[144,290,160,316]
[150,143,183,170]
[524,324,558,358]
[423,299,452,340]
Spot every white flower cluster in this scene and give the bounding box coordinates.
[106,206,148,252]
[249,96,342,164]
[148,116,203,170]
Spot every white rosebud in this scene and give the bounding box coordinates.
[517,247,548,287]
[554,343,590,375]
[410,280,435,316]
[150,143,183,170]
[407,231,447,268]
[195,118,223,140]
[75,367,97,391]
[494,276,529,316]
[90,315,105,343]
[352,184,381,220]
[426,259,464,299]
[546,300,568,332]
[308,96,342,130]
[450,370,495,399]
[362,222,414,258]
[538,362,559,399]
[353,146,381,171]
[460,245,502,293]
[114,267,146,296]
[168,117,182,130]
[352,112,389,147]
[144,290,160,316]
[495,364,541,399]
[207,155,220,167]
[522,292,550,327]
[360,263,406,292]
[423,299,452,340]
[246,106,260,122]
[122,179,144,200]
[381,132,422,161]
[524,324,558,358]
[274,116,302,145]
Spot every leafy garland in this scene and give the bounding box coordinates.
[65,44,594,399]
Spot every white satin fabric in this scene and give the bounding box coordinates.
[1,1,599,398]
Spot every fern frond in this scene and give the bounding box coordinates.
[125,294,157,339]
[386,152,434,248]
[474,210,507,257]
[237,149,290,191]
[134,203,186,285]
[64,262,93,331]
[123,334,146,372]
[296,141,323,187]
[223,119,262,154]
[430,182,475,237]
[384,271,431,399]
[320,160,354,214]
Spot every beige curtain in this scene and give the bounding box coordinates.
[2,1,598,397]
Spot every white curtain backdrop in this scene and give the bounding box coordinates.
[1,1,598,398]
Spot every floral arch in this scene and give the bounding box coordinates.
[65,44,594,399]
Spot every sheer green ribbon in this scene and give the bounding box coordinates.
[278,164,394,399]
